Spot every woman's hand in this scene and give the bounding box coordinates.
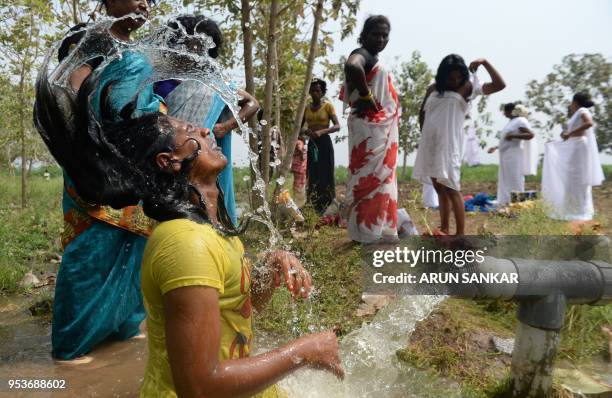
[487,146,497,154]
[300,331,344,379]
[352,97,378,116]
[561,130,570,140]
[213,122,231,138]
[505,134,514,141]
[469,58,487,73]
[266,250,312,298]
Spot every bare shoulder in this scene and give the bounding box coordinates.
[346,51,366,67]
[424,83,436,99]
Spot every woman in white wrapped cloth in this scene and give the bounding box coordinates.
[542,92,604,221]
[413,55,505,235]
[463,115,480,167]
[488,103,537,205]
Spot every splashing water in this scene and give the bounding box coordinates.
[270,296,460,398]
[37,14,281,246]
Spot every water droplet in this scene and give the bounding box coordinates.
[259,119,268,126]
[276,176,285,185]
[242,175,249,181]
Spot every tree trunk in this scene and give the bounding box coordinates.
[260,0,279,188]
[240,0,262,210]
[401,135,408,179]
[7,148,15,176]
[273,0,324,199]
[20,115,26,209]
[18,53,27,209]
[273,43,282,167]
[71,0,80,24]
[18,11,38,209]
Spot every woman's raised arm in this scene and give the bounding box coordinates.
[469,58,506,95]
[213,89,260,138]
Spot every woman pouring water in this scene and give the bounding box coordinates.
[46,0,165,361]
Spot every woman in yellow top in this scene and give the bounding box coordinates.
[303,78,341,214]
[85,96,344,395]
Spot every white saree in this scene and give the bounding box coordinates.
[463,119,480,167]
[541,108,604,220]
[413,74,482,191]
[496,117,537,205]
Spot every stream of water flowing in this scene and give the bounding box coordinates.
[270,295,461,398]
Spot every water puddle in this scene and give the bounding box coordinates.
[0,296,146,397]
[556,361,612,396]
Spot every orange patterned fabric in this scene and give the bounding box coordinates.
[64,185,156,241]
[61,208,95,248]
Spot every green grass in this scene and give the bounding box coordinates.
[486,200,576,235]
[0,168,63,294]
[396,298,611,398]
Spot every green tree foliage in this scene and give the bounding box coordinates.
[525,53,611,153]
[471,95,494,149]
[190,0,359,153]
[394,51,432,177]
[0,0,58,206]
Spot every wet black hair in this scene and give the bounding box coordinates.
[83,75,240,233]
[58,24,89,62]
[573,92,595,108]
[503,102,516,113]
[167,15,223,58]
[35,47,241,234]
[434,54,469,95]
[104,116,241,233]
[310,78,327,95]
[100,111,240,234]
[358,15,390,46]
[34,70,144,208]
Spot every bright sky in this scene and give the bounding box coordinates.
[232,0,612,167]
